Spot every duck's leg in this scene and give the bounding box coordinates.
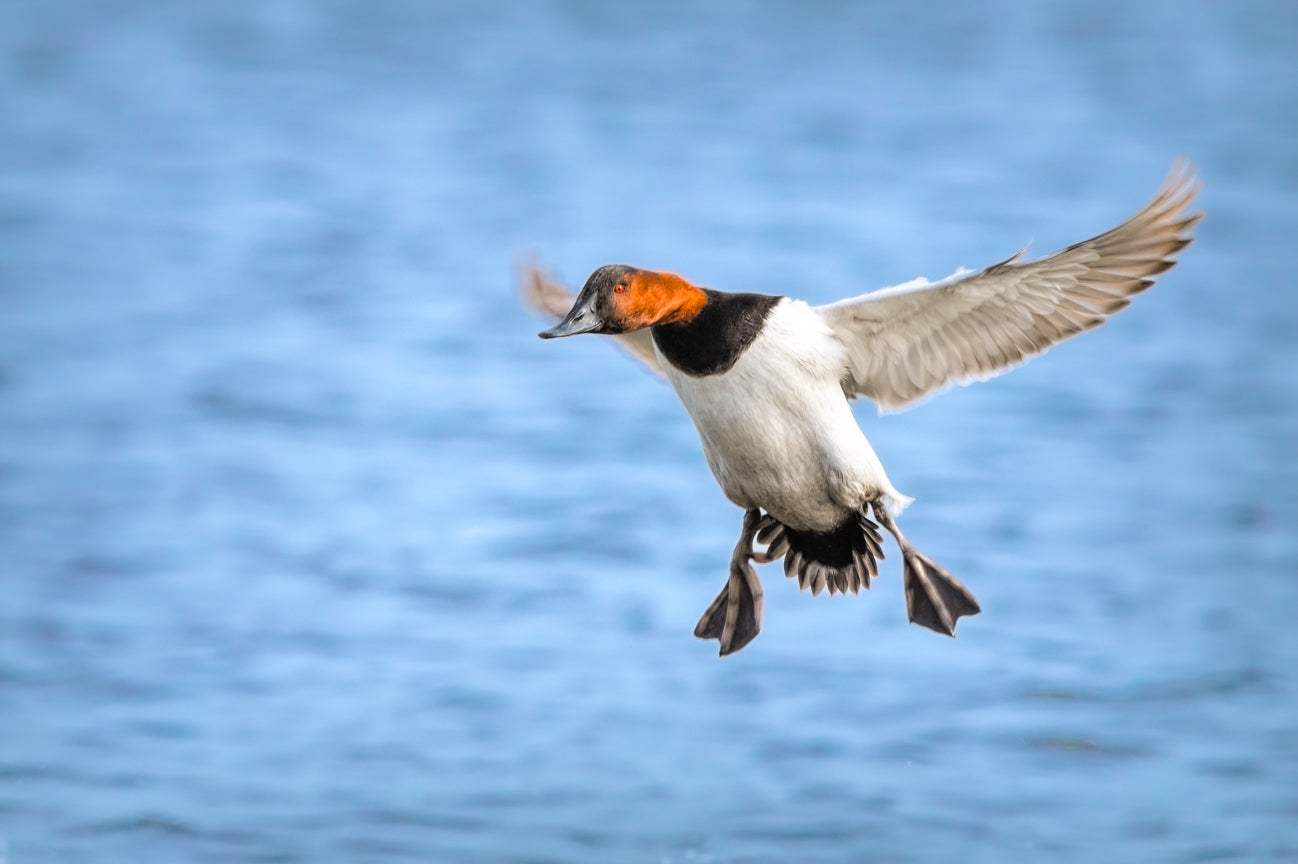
[694,509,769,656]
[871,500,981,636]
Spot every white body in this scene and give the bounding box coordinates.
[657,299,910,533]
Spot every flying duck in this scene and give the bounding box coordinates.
[524,161,1201,655]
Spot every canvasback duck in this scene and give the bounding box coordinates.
[525,161,1201,655]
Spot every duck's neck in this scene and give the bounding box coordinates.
[651,290,782,377]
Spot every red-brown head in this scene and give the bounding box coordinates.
[538,265,707,339]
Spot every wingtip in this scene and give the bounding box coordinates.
[515,252,576,321]
[1162,158,1205,248]
[1160,156,1204,211]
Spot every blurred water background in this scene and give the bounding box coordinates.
[2,1,1296,862]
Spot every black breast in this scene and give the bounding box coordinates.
[651,290,782,377]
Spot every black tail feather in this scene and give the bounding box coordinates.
[775,511,884,597]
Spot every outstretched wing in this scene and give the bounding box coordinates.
[518,259,666,379]
[817,160,1203,411]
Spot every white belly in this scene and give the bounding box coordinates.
[658,300,908,532]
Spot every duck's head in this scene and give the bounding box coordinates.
[539,264,706,339]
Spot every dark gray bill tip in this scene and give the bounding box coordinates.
[537,309,601,339]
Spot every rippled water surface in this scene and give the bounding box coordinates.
[2,2,1297,862]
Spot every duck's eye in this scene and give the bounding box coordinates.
[614,283,626,294]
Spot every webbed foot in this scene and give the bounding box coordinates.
[694,510,769,656]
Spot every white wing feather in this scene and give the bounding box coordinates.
[817,159,1203,410]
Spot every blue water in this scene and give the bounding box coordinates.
[2,2,1296,862]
